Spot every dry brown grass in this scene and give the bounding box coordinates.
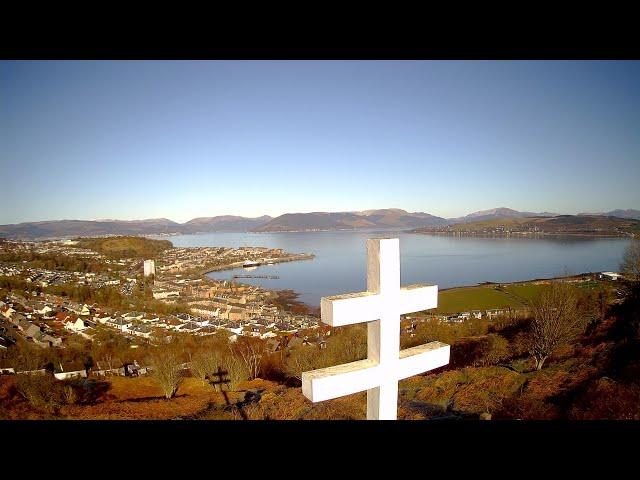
[409,367,527,417]
[0,376,57,420]
[0,376,230,420]
[61,377,222,419]
[238,386,366,420]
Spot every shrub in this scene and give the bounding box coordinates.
[527,284,587,370]
[16,373,63,411]
[225,353,250,391]
[147,348,183,399]
[475,334,510,367]
[190,349,224,386]
[570,377,640,420]
[62,384,78,405]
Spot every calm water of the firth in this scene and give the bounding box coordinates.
[152,231,630,307]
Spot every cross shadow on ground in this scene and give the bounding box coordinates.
[209,367,247,420]
[72,378,112,405]
[116,394,188,403]
[208,367,265,420]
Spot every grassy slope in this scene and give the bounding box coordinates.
[502,283,548,302]
[3,300,638,420]
[0,376,239,420]
[435,286,524,314]
[0,375,366,420]
[427,280,596,315]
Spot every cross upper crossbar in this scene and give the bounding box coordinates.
[301,238,450,420]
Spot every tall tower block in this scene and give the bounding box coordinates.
[143,259,156,277]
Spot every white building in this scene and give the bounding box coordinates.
[152,290,179,300]
[65,318,87,332]
[54,362,87,380]
[36,305,53,315]
[107,317,133,331]
[600,271,623,281]
[144,259,156,277]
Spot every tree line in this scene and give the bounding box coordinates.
[0,250,120,274]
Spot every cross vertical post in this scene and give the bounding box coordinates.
[366,238,401,420]
[301,237,450,420]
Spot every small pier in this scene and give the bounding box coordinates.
[233,274,280,280]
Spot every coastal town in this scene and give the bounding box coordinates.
[0,235,626,370]
[411,215,640,237]
[0,237,324,353]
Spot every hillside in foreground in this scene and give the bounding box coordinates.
[2,281,638,420]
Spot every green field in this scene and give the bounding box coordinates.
[434,285,523,314]
[429,282,554,315]
[502,283,548,303]
[429,279,612,315]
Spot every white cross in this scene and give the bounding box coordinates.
[302,238,450,420]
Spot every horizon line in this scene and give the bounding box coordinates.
[2,206,639,226]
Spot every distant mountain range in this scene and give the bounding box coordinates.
[577,209,640,220]
[251,209,449,232]
[183,215,273,232]
[448,207,559,224]
[0,216,272,239]
[0,207,638,239]
[0,219,184,239]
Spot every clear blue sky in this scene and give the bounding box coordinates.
[1,60,639,224]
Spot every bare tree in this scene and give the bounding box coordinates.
[527,283,586,370]
[225,352,250,390]
[147,347,183,399]
[283,325,367,381]
[190,349,223,386]
[232,337,266,380]
[620,239,640,283]
[62,384,78,405]
[332,325,367,364]
[13,342,62,412]
[103,351,115,370]
[284,345,319,381]
[16,373,61,411]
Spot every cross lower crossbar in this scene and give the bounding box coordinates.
[301,341,450,402]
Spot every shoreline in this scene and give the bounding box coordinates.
[196,253,319,318]
[438,272,598,292]
[184,229,634,238]
[239,271,607,312]
[410,231,634,238]
[201,253,315,275]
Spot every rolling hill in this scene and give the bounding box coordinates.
[448,207,559,224]
[0,216,271,239]
[75,236,173,259]
[412,215,640,236]
[578,209,640,220]
[182,215,272,233]
[0,218,183,239]
[251,209,449,232]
